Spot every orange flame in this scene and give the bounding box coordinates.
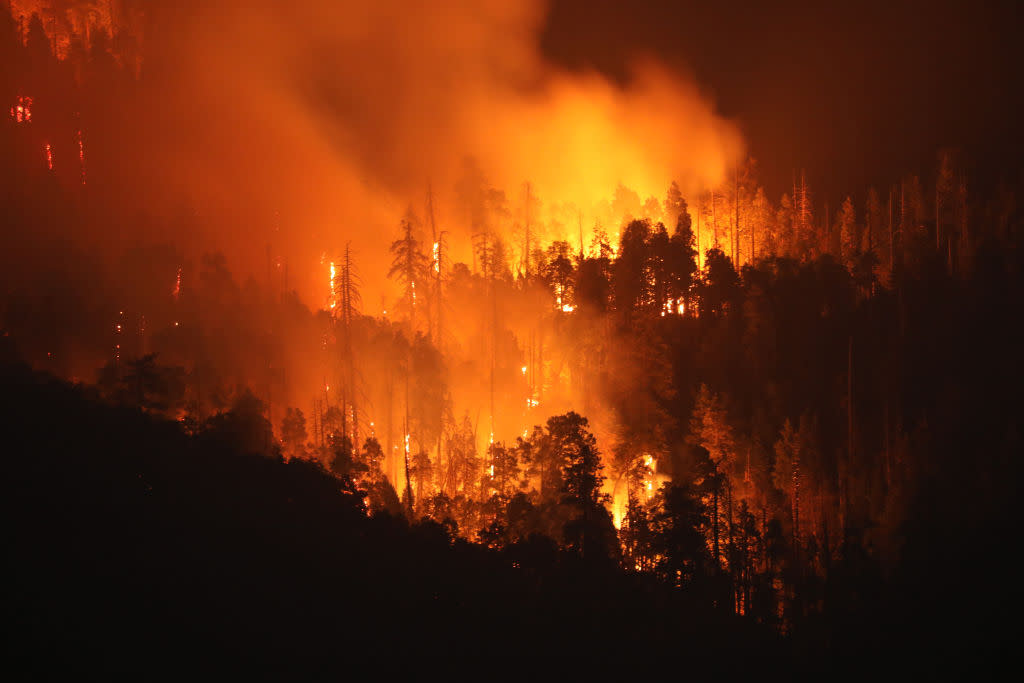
[10,96,32,123]
[77,129,86,186]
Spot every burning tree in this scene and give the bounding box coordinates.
[388,210,429,329]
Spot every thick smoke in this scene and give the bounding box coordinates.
[138,0,743,303]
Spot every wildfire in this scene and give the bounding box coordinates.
[661,298,684,317]
[432,242,440,273]
[8,1,122,60]
[328,261,337,310]
[76,129,86,185]
[173,267,182,300]
[643,454,655,494]
[10,96,32,123]
[44,143,53,171]
[113,311,124,366]
[488,429,496,477]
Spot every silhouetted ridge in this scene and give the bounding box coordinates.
[3,361,782,677]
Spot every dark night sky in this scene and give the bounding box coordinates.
[542,0,1024,202]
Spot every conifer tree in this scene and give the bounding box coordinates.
[838,196,859,271]
[388,210,429,328]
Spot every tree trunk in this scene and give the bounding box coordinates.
[712,487,720,569]
[734,164,740,266]
[712,190,718,248]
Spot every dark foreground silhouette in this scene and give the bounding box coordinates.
[3,359,781,678]
[3,355,1015,678]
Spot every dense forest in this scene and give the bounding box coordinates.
[3,2,1022,674]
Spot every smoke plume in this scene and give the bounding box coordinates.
[137,0,742,302]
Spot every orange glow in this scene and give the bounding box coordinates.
[661,297,684,317]
[10,96,32,123]
[113,311,124,366]
[77,130,86,186]
[119,0,742,311]
[328,261,337,310]
[9,1,121,60]
[3,0,744,574]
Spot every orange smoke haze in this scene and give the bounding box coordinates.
[135,0,742,304]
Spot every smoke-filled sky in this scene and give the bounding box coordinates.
[13,0,1019,306]
[543,0,1024,200]
[132,0,742,305]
